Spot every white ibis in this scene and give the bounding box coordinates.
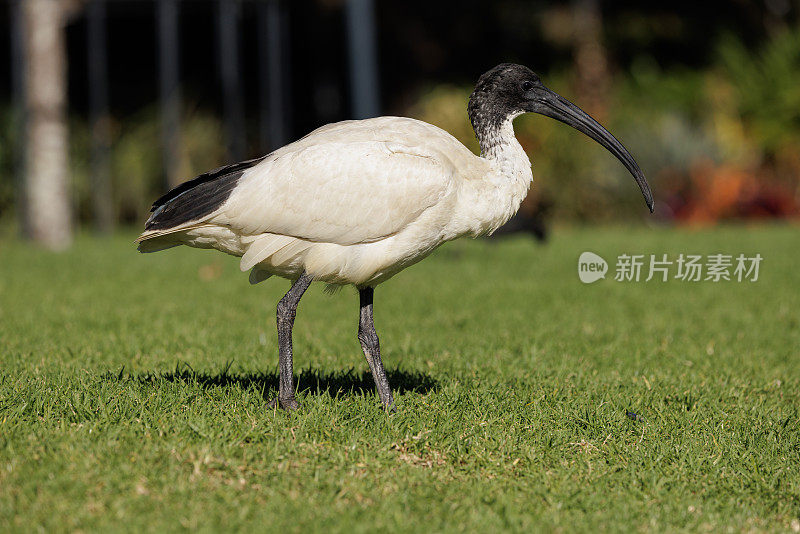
[137,63,653,412]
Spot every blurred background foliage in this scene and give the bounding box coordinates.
[1,0,799,234]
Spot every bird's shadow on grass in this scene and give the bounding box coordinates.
[123,363,438,400]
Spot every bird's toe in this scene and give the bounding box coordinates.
[269,396,301,412]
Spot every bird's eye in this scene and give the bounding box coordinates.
[522,81,534,91]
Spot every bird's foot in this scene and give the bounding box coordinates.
[268,396,300,412]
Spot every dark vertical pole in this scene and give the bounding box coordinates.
[10,0,27,235]
[345,0,380,119]
[258,0,290,152]
[157,0,181,189]
[87,0,113,232]
[218,0,245,160]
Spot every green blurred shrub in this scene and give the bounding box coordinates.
[716,30,800,155]
[110,107,226,224]
[72,107,226,226]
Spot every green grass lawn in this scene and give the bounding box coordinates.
[1,225,799,532]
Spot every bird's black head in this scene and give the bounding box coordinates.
[468,63,654,213]
[468,64,542,134]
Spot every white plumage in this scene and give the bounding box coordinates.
[136,64,652,412]
[138,115,532,287]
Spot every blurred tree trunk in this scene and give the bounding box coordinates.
[22,0,72,249]
[571,0,610,121]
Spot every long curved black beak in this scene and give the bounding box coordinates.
[532,86,654,213]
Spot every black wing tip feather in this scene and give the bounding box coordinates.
[144,156,266,231]
[149,156,266,212]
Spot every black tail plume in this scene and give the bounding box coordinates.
[144,156,265,231]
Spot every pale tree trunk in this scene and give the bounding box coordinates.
[22,0,72,250]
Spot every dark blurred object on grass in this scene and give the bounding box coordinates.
[491,194,553,243]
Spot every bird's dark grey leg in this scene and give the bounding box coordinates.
[358,287,396,413]
[269,272,312,411]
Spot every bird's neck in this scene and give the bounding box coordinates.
[469,106,532,186]
[448,112,533,238]
[472,109,522,158]
[468,91,523,156]
[468,95,532,175]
